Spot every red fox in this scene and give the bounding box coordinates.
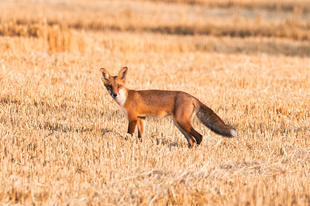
[100,67,237,148]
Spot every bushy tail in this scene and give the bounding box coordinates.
[194,99,237,137]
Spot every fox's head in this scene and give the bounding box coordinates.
[100,67,128,98]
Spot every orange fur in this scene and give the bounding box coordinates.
[100,67,237,148]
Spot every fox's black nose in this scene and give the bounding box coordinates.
[112,93,118,97]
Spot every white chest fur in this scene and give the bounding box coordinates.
[113,88,126,106]
[112,88,128,119]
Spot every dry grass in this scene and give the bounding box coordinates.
[0,20,86,53]
[0,0,310,205]
[153,0,310,11]
[1,0,310,42]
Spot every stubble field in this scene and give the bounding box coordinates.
[0,0,310,205]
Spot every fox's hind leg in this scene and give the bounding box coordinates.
[189,128,203,145]
[174,120,203,147]
[173,120,195,148]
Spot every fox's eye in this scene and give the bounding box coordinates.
[117,84,122,89]
[106,85,112,89]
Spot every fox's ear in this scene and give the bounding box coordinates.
[100,68,111,83]
[118,67,128,81]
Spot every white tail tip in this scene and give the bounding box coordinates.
[230,129,237,137]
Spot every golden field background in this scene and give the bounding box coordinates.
[0,0,309,205]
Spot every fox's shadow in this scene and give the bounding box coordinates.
[138,134,189,148]
[42,121,187,148]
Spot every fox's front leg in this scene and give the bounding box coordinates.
[137,118,145,140]
[127,118,144,142]
[127,120,137,136]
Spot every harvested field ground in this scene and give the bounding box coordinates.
[0,0,309,205]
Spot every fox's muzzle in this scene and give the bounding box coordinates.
[108,90,119,98]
